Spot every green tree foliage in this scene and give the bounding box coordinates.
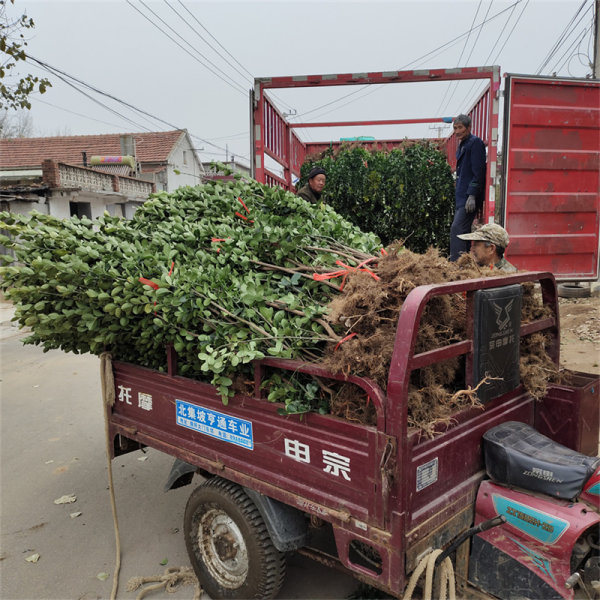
[298,143,455,253]
[0,0,51,110]
[0,175,380,411]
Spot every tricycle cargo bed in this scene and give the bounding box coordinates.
[110,360,385,526]
[106,272,599,597]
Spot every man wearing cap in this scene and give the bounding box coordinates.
[297,167,326,204]
[458,223,517,272]
[450,114,487,261]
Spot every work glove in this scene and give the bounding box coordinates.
[465,195,476,213]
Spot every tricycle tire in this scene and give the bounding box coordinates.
[184,477,285,599]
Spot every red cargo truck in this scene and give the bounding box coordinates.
[107,271,600,599]
[250,67,600,282]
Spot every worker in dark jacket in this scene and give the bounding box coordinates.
[297,167,326,204]
[450,114,487,261]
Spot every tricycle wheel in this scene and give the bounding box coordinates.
[184,477,285,599]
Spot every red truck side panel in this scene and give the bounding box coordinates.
[502,75,600,280]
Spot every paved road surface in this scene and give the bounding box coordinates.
[0,324,359,600]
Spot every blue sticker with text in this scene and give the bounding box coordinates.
[176,400,253,450]
[492,494,569,544]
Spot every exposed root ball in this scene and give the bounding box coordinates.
[322,246,560,435]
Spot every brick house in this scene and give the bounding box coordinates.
[1,129,204,191]
[0,130,205,219]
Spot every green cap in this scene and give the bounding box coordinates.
[457,223,510,249]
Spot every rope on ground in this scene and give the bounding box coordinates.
[126,567,202,600]
[403,549,456,600]
[100,351,121,600]
[100,351,115,406]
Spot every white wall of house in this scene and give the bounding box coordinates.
[4,193,146,220]
[3,198,48,216]
[48,195,72,219]
[166,133,204,190]
[106,203,125,218]
[123,201,143,219]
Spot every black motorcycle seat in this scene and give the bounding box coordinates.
[483,421,600,500]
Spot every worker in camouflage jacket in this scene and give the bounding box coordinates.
[450,114,487,261]
[458,223,517,272]
[297,167,326,204]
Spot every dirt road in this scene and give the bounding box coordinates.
[559,295,600,374]
[0,306,357,600]
[0,293,598,600]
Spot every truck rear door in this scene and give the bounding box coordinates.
[501,74,600,280]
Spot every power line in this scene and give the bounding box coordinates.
[26,55,231,154]
[176,0,254,80]
[547,8,593,75]
[453,0,526,116]
[490,0,529,63]
[34,64,155,132]
[462,1,495,67]
[165,0,252,85]
[439,0,495,116]
[28,56,177,132]
[551,23,592,75]
[169,1,293,112]
[126,0,248,96]
[434,0,483,116]
[290,0,524,122]
[536,0,589,74]
[203,131,248,141]
[31,97,133,131]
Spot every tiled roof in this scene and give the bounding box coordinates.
[0,130,185,169]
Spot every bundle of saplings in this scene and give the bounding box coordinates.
[0,175,379,402]
[0,175,560,432]
[298,142,455,252]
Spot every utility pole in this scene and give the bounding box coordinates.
[428,124,451,138]
[594,0,600,78]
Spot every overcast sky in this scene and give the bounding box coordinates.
[7,0,597,167]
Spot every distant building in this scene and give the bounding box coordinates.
[0,130,205,219]
[202,160,251,179]
[1,129,204,191]
[0,159,155,220]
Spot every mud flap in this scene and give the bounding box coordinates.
[164,458,197,492]
[243,487,308,552]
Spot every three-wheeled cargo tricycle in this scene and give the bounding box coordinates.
[105,271,600,599]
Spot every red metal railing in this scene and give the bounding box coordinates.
[253,66,500,215]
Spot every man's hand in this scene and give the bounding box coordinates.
[465,195,476,213]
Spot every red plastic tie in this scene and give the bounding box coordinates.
[238,197,250,214]
[334,332,357,351]
[380,248,388,256]
[138,277,159,290]
[139,277,159,315]
[312,257,379,291]
[168,261,175,276]
[235,211,254,223]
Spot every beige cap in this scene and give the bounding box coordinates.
[457,223,510,249]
